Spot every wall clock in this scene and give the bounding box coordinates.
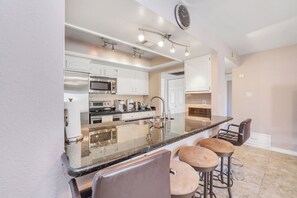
[175,3,190,30]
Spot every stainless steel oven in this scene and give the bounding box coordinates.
[89,76,117,94]
[90,114,122,124]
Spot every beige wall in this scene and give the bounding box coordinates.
[144,64,184,115]
[233,44,297,151]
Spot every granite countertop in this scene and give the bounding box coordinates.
[62,113,232,177]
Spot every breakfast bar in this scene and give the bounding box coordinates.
[61,113,232,177]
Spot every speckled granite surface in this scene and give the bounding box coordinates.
[62,113,232,177]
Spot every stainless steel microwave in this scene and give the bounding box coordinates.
[89,76,117,94]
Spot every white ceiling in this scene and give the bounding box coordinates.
[65,0,211,62]
[182,0,297,55]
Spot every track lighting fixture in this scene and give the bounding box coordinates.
[138,31,145,42]
[101,38,117,51]
[170,43,176,53]
[132,47,143,59]
[158,36,164,47]
[138,28,190,56]
[185,47,190,56]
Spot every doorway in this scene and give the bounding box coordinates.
[161,70,185,115]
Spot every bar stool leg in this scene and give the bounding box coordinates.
[209,171,213,198]
[220,157,224,183]
[204,172,209,198]
[227,157,232,198]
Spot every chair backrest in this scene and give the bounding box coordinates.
[92,150,171,198]
[237,119,252,145]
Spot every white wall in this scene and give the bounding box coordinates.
[0,1,67,197]
[233,44,297,152]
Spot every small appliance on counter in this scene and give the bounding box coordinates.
[134,101,140,111]
[115,100,125,112]
[126,99,134,111]
[89,100,113,110]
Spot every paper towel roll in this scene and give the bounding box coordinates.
[64,101,82,139]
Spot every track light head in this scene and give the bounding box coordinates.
[185,47,190,56]
[170,43,175,53]
[138,31,145,42]
[158,36,164,47]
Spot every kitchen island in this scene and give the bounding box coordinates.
[62,113,232,177]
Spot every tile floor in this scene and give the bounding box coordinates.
[214,145,297,198]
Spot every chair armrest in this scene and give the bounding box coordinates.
[227,124,240,130]
[69,179,81,198]
[218,129,243,136]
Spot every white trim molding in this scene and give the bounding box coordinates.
[270,147,297,157]
[245,132,297,156]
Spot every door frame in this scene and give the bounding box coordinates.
[161,69,185,114]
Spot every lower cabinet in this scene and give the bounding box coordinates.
[121,111,155,121]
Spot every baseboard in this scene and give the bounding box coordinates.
[270,147,297,157]
[244,132,297,156]
[245,132,271,149]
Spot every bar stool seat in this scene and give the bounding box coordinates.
[170,160,199,198]
[178,146,219,198]
[199,138,235,157]
[179,146,218,171]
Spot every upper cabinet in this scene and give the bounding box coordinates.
[90,63,118,78]
[65,55,91,72]
[185,55,211,93]
[117,68,148,95]
[65,54,149,96]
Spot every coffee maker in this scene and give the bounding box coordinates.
[126,99,134,111]
[114,100,125,112]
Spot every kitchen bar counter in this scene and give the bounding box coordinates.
[61,113,232,177]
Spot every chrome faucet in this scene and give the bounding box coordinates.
[149,96,166,119]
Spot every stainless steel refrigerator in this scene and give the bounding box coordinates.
[64,70,89,125]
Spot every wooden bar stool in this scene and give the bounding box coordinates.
[198,138,235,198]
[178,146,218,198]
[170,160,199,198]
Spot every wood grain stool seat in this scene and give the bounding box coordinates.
[198,138,235,198]
[170,160,200,198]
[178,146,218,198]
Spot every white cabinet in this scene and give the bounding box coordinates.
[89,63,118,78]
[117,68,148,95]
[65,55,91,72]
[121,111,155,121]
[185,55,211,92]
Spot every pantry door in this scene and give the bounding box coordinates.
[168,78,185,114]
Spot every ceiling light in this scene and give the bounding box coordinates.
[138,31,145,42]
[170,43,175,53]
[158,36,164,47]
[185,47,190,56]
[138,28,190,55]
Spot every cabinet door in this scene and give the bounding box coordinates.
[89,63,103,75]
[103,67,118,78]
[185,55,211,92]
[65,55,91,72]
[141,111,155,118]
[117,68,134,95]
[134,70,149,95]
